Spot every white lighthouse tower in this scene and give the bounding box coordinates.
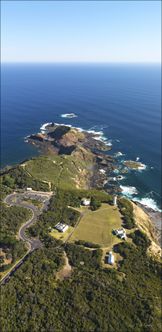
[113,195,117,206]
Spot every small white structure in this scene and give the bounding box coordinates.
[108,251,115,265]
[81,198,91,206]
[113,195,117,206]
[114,228,126,240]
[55,223,69,233]
[27,187,32,191]
[99,169,106,174]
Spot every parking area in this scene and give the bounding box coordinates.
[22,192,50,203]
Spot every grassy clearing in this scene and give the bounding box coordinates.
[50,226,74,242]
[24,155,91,190]
[69,204,123,248]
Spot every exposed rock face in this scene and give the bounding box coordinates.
[28,124,112,156]
[132,202,161,257]
[29,133,45,142]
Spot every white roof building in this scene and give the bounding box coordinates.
[114,228,126,240]
[55,223,69,233]
[81,198,91,206]
[99,169,106,174]
[26,187,32,191]
[108,251,115,265]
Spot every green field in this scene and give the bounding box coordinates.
[50,226,74,242]
[70,204,122,248]
[23,154,91,190]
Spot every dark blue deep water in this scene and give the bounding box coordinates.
[1,64,161,210]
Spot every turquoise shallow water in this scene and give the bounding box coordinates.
[1,64,161,210]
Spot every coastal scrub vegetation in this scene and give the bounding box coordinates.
[1,153,94,191]
[0,228,161,332]
[0,165,161,331]
[0,197,31,272]
[75,240,101,248]
[118,197,135,229]
[0,184,32,273]
[1,165,49,191]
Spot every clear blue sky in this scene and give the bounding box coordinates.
[1,0,161,63]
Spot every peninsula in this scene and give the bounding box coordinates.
[1,123,161,332]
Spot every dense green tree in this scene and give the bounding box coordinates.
[2,175,15,188]
[118,197,135,229]
[90,196,102,211]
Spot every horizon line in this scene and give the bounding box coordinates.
[1,61,161,65]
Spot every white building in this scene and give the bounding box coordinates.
[55,223,69,233]
[108,251,115,265]
[26,187,32,191]
[113,195,117,206]
[99,169,106,174]
[114,228,126,240]
[81,198,91,206]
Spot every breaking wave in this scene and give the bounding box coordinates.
[61,113,78,118]
[133,197,161,212]
[136,163,147,171]
[120,185,138,198]
[114,151,124,157]
[40,122,53,133]
[116,175,125,181]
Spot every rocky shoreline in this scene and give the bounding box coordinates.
[134,201,161,246]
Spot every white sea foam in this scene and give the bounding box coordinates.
[24,135,30,140]
[114,151,124,157]
[54,122,73,128]
[136,163,147,171]
[113,169,120,174]
[99,169,106,174]
[136,157,140,161]
[116,175,125,181]
[61,113,78,118]
[133,197,161,212]
[86,129,111,144]
[105,141,112,146]
[120,185,138,197]
[40,122,53,133]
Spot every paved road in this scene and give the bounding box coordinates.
[1,191,52,284]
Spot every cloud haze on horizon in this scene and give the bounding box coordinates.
[1,0,161,63]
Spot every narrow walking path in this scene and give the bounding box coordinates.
[56,251,72,281]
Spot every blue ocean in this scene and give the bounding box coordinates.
[1,64,161,210]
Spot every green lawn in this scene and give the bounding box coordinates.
[69,204,123,248]
[24,155,91,189]
[50,226,74,242]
